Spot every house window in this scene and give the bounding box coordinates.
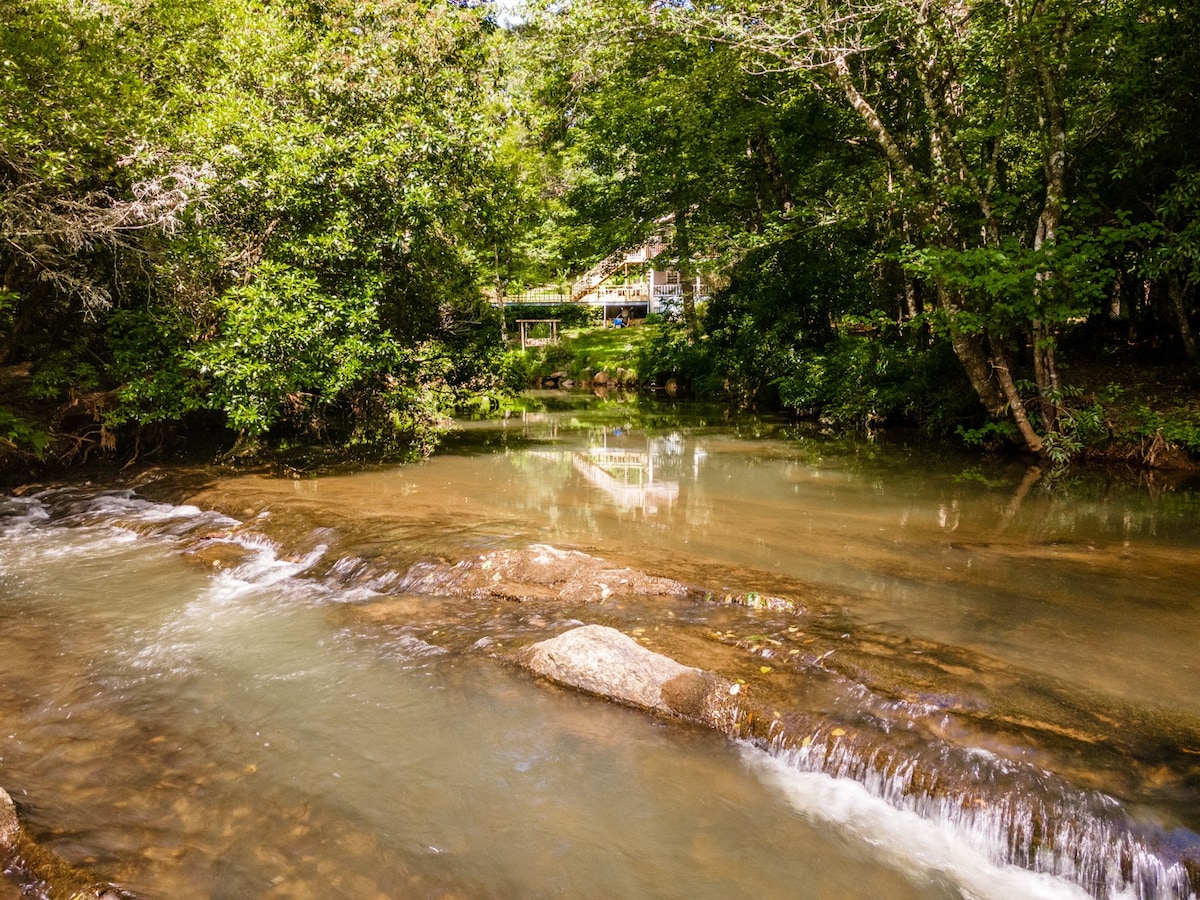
[665,269,681,285]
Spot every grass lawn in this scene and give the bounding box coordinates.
[530,322,664,382]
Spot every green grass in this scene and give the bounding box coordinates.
[528,323,664,383]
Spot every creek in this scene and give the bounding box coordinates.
[2,395,1199,899]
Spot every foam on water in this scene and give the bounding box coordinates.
[205,537,327,597]
[0,493,139,571]
[747,735,1198,900]
[0,494,49,525]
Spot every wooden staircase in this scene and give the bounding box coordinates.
[570,250,629,302]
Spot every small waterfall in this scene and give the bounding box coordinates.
[762,726,1198,900]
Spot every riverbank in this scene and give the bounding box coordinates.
[517,326,1200,470]
[1,785,132,900]
[5,323,1200,483]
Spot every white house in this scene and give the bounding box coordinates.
[568,234,705,322]
[501,229,707,323]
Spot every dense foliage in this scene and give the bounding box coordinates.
[526,0,1200,456]
[2,0,516,459]
[1,0,1198,464]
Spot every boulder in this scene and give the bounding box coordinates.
[516,624,735,725]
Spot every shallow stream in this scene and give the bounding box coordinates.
[2,396,1199,898]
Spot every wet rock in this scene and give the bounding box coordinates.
[0,786,17,846]
[401,544,692,606]
[515,625,735,727]
[182,535,257,569]
[1,785,138,899]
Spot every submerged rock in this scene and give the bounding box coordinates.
[400,543,693,605]
[1,784,136,900]
[515,624,736,728]
[388,542,799,615]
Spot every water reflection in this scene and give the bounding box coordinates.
[530,426,685,516]
[449,410,1200,721]
[7,403,1200,898]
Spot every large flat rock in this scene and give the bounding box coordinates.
[401,544,692,605]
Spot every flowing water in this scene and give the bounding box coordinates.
[2,395,1199,899]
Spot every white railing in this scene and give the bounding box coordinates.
[504,290,570,306]
[595,285,649,303]
[652,285,684,300]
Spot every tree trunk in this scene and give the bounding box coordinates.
[948,331,1003,414]
[1031,319,1061,431]
[991,343,1045,454]
[831,56,921,193]
[900,215,921,321]
[672,201,701,342]
[1027,7,1073,433]
[494,242,508,346]
[934,285,1005,414]
[748,131,794,215]
[902,274,920,321]
[1167,276,1196,360]
[939,288,1046,456]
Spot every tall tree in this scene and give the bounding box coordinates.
[667,0,1149,454]
[3,0,526,454]
[531,0,807,340]
[0,0,205,356]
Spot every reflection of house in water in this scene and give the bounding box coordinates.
[572,444,680,515]
[514,427,695,517]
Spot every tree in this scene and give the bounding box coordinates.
[665,0,1154,455]
[3,0,526,455]
[1077,0,1200,357]
[0,0,207,357]
[531,0,805,340]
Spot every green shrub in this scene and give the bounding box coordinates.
[1134,407,1200,454]
[106,309,207,427]
[633,324,713,391]
[0,407,51,456]
[774,333,975,431]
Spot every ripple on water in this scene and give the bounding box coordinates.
[3,483,1199,900]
